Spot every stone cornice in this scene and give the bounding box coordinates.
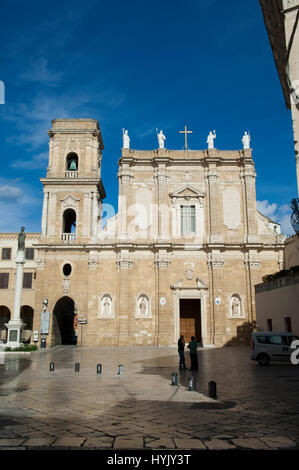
[40,178,106,198]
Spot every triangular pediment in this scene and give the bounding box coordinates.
[61,194,80,203]
[170,185,205,199]
[196,277,208,290]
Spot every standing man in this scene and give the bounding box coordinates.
[178,335,188,370]
[188,336,198,371]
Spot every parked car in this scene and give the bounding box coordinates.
[251,332,299,366]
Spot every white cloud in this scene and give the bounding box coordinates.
[10,152,49,170]
[19,58,63,85]
[257,200,294,236]
[0,184,23,201]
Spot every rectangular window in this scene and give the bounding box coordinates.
[0,273,9,289]
[25,248,34,260]
[284,317,292,333]
[23,273,33,289]
[2,248,11,260]
[267,319,272,331]
[181,205,196,236]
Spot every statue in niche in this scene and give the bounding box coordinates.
[102,296,111,316]
[231,296,241,317]
[122,129,130,149]
[18,227,26,251]
[138,296,148,316]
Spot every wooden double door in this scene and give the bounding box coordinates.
[179,299,202,344]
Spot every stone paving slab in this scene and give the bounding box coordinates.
[52,437,86,447]
[114,437,144,449]
[147,438,176,449]
[232,438,270,450]
[204,439,236,450]
[83,438,113,448]
[260,436,296,449]
[174,438,206,449]
[23,437,56,447]
[0,439,25,447]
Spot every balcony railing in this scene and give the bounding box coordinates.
[65,171,78,178]
[61,233,76,243]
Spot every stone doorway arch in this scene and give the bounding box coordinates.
[52,296,77,345]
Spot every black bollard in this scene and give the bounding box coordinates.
[75,362,80,373]
[49,362,55,372]
[188,376,196,391]
[208,381,217,399]
[118,364,124,375]
[171,373,178,386]
[97,364,102,374]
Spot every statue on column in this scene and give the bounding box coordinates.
[157,129,166,149]
[122,129,130,149]
[17,227,26,251]
[242,131,250,150]
[207,130,216,149]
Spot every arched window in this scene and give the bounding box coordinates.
[66,153,78,171]
[63,209,76,233]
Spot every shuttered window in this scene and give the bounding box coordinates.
[23,273,33,289]
[25,248,34,260]
[0,273,9,289]
[181,205,196,236]
[2,248,11,260]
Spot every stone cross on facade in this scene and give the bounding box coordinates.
[179,125,193,150]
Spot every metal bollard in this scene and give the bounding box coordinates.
[97,363,102,374]
[188,376,196,391]
[208,381,217,399]
[171,373,178,386]
[118,364,124,375]
[49,362,55,372]
[75,362,80,373]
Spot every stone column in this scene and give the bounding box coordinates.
[5,250,25,347]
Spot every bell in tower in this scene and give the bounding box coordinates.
[67,153,78,171]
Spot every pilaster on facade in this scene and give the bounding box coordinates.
[207,252,224,269]
[117,252,133,270]
[36,258,46,270]
[88,251,99,270]
[154,252,171,269]
[154,167,169,184]
[117,167,134,184]
[244,252,262,270]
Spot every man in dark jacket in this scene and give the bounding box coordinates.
[188,336,198,370]
[178,335,188,370]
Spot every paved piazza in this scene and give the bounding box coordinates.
[0,345,299,450]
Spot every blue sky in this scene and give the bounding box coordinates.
[0,0,297,234]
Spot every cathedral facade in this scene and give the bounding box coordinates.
[0,119,286,347]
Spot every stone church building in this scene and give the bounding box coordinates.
[0,119,286,347]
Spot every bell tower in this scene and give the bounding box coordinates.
[40,119,106,243]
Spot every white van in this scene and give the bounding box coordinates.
[251,332,299,366]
